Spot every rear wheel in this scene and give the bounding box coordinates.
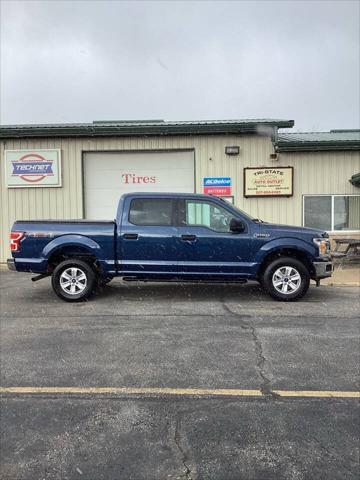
[262,257,310,301]
[52,259,97,302]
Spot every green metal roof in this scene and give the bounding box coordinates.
[276,130,360,152]
[0,118,294,139]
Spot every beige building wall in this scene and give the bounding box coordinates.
[1,134,359,262]
[264,150,360,225]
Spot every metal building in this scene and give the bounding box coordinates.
[1,119,359,263]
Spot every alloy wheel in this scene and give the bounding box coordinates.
[272,266,301,294]
[60,267,87,295]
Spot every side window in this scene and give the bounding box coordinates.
[129,199,173,226]
[304,196,332,231]
[303,195,360,231]
[185,200,234,233]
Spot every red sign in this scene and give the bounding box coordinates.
[204,186,232,196]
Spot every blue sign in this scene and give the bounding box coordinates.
[12,161,54,175]
[203,177,231,187]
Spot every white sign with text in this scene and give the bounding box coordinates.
[5,149,62,188]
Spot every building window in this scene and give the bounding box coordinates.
[303,195,360,231]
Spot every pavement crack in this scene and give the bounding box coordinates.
[174,414,194,480]
[223,303,279,399]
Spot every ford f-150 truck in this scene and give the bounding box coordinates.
[8,192,332,302]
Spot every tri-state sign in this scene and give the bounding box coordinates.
[5,149,62,188]
[203,177,232,196]
[244,167,293,197]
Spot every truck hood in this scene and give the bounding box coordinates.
[257,222,328,238]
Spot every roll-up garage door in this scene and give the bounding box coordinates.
[83,150,195,219]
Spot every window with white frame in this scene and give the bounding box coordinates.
[303,195,360,231]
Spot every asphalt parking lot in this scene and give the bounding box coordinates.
[0,270,359,480]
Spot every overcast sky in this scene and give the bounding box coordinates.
[0,0,359,131]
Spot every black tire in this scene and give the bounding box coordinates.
[51,259,97,302]
[262,257,310,301]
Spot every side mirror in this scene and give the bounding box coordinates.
[230,218,245,233]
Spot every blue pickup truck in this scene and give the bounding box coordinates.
[8,192,332,302]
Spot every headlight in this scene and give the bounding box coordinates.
[313,238,330,256]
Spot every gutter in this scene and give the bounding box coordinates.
[275,142,360,153]
[0,121,295,139]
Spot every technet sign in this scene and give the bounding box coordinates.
[203,177,232,196]
[5,150,62,188]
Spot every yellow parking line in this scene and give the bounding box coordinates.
[0,387,261,396]
[274,390,360,398]
[0,386,359,398]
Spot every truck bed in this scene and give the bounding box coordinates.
[11,219,116,274]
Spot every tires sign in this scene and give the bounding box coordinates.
[5,149,62,188]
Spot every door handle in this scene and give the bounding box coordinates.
[123,233,138,240]
[181,234,197,241]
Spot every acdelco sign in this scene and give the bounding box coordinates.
[5,149,62,188]
[203,177,232,196]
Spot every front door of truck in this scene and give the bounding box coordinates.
[118,196,178,275]
[176,198,252,277]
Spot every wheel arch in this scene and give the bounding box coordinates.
[257,247,314,279]
[43,236,103,273]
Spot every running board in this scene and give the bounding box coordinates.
[122,277,248,284]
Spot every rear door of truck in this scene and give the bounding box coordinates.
[117,196,179,275]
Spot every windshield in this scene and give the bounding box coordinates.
[223,202,256,221]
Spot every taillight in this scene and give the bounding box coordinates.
[10,232,25,252]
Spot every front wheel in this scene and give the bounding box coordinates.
[262,257,310,301]
[52,259,97,302]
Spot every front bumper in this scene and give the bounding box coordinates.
[313,261,332,279]
[7,258,16,271]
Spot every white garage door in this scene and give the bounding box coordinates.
[83,150,195,219]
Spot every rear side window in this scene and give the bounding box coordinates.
[129,198,173,226]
